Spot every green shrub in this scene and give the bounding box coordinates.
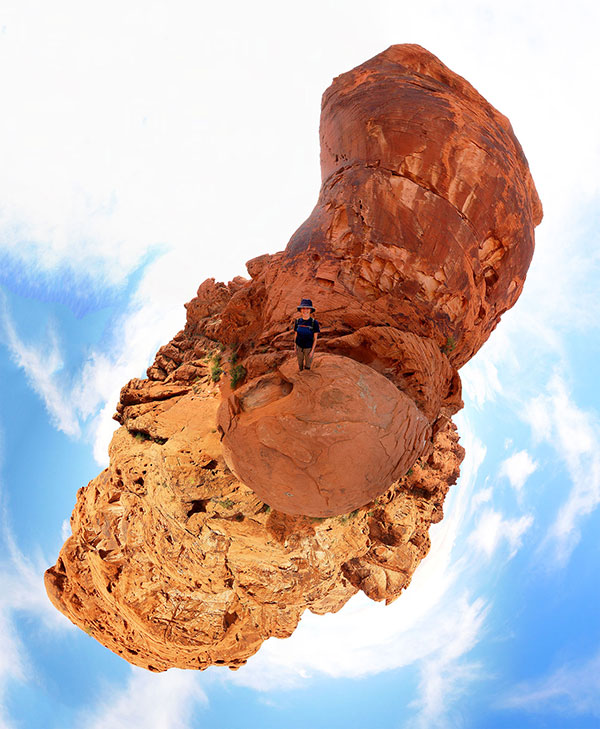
[442,335,456,354]
[210,354,223,382]
[230,364,246,389]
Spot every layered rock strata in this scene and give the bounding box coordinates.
[45,43,541,671]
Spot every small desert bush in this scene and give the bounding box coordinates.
[210,354,223,382]
[441,335,456,354]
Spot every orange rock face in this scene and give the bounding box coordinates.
[45,44,541,671]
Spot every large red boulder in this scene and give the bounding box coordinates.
[217,354,431,516]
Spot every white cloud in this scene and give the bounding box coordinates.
[61,519,71,542]
[461,353,503,409]
[500,450,538,492]
[471,486,493,508]
[0,0,318,295]
[500,648,600,718]
[460,327,517,409]
[80,667,208,729]
[469,509,533,559]
[523,373,600,565]
[523,395,553,443]
[0,292,80,438]
[407,597,488,729]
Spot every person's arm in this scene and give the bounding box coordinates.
[310,320,320,353]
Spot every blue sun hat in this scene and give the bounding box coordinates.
[297,298,315,312]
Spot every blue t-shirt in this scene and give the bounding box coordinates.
[294,317,320,348]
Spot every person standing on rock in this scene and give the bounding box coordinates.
[293,298,320,371]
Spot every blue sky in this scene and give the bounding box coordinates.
[1,1,599,727]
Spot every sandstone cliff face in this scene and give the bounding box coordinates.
[45,44,541,671]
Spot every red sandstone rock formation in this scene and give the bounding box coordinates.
[45,44,541,671]
[211,42,541,516]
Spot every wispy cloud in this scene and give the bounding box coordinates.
[500,450,538,492]
[469,509,533,559]
[80,667,208,729]
[460,330,507,408]
[471,485,493,508]
[500,648,600,718]
[61,519,71,542]
[407,596,489,729]
[0,291,80,438]
[523,372,600,565]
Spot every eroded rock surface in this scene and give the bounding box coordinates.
[45,43,541,671]
[46,367,463,671]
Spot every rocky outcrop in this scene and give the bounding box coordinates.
[46,369,463,671]
[45,44,541,671]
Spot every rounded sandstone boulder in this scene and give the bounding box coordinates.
[217,354,431,517]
